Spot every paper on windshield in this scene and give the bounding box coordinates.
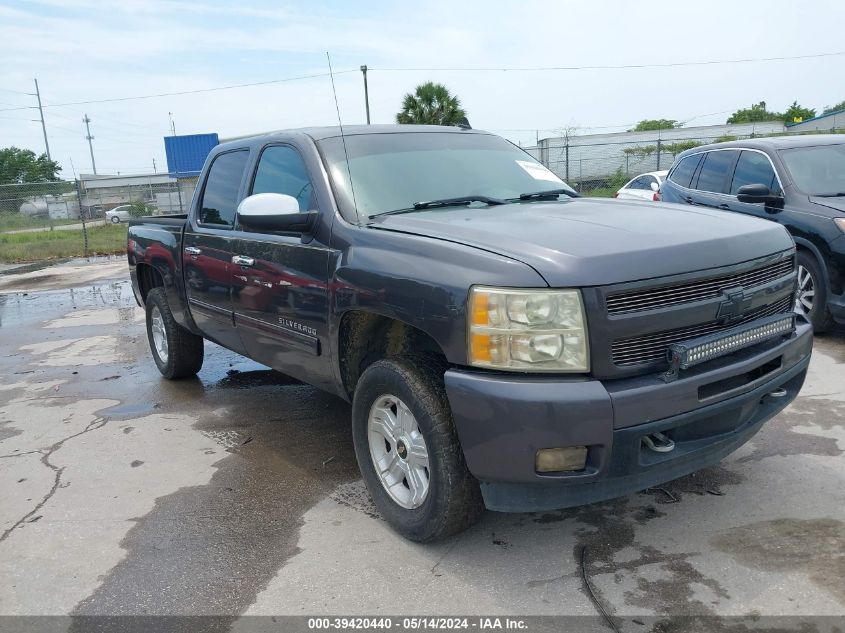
[515,160,564,183]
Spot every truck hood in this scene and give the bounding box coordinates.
[371,198,795,286]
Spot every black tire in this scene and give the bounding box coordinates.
[110,215,121,224]
[351,356,484,542]
[145,287,204,379]
[797,250,835,333]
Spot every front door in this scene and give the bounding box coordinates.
[725,149,783,221]
[230,144,333,389]
[183,149,250,353]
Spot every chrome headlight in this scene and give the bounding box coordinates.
[467,286,589,372]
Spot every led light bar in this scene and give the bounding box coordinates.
[661,314,795,382]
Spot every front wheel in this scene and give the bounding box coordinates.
[110,215,121,224]
[145,287,204,379]
[351,356,484,542]
[796,251,834,333]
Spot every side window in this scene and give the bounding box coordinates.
[668,154,703,188]
[199,150,250,227]
[695,150,738,193]
[630,176,649,190]
[730,151,780,195]
[251,145,315,211]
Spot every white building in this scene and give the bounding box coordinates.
[533,121,787,184]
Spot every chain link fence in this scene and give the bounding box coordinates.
[524,126,845,196]
[0,178,195,264]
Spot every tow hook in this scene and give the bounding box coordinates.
[642,432,675,453]
[767,387,788,399]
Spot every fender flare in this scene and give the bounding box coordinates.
[792,236,831,292]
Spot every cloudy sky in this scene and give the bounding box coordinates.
[1,0,843,177]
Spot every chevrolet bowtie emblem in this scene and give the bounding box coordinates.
[716,288,749,325]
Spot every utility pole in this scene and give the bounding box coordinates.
[33,79,51,161]
[360,65,370,124]
[168,113,184,212]
[83,114,97,174]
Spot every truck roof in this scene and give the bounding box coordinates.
[218,124,488,150]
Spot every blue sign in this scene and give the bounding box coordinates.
[164,133,219,178]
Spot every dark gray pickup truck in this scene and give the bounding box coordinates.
[128,124,812,542]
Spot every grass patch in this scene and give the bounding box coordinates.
[0,214,81,232]
[0,223,127,263]
[583,187,617,198]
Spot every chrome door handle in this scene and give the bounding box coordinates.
[232,255,255,267]
[184,246,202,255]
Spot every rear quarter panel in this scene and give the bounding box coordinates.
[128,216,199,332]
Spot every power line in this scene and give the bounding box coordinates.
[0,87,33,96]
[370,50,845,72]
[0,69,358,112]
[0,49,840,113]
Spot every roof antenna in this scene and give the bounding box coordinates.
[326,52,361,224]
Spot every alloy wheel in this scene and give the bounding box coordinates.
[150,306,169,363]
[367,394,430,509]
[795,264,815,316]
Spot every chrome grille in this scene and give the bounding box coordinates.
[611,296,794,366]
[606,256,795,315]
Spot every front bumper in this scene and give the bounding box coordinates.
[444,319,812,512]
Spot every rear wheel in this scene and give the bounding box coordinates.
[796,251,834,333]
[351,356,484,542]
[145,287,204,378]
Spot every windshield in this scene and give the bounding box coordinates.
[316,132,575,219]
[779,143,845,196]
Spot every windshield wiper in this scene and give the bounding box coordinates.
[374,195,506,218]
[413,195,506,210]
[514,188,580,201]
[815,192,845,197]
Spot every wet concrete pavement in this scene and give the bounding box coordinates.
[0,261,843,629]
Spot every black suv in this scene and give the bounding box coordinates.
[661,135,845,332]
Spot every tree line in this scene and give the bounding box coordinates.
[631,98,845,132]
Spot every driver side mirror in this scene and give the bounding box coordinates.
[237,193,317,232]
[736,184,784,212]
[650,181,659,192]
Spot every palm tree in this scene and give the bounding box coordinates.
[396,82,467,126]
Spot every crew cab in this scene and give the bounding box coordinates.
[128,125,812,542]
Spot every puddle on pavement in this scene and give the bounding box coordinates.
[71,374,360,619]
[102,402,161,418]
[0,280,137,329]
[711,518,845,606]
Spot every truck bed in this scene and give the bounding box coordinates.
[129,214,188,228]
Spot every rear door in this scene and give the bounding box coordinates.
[231,144,333,386]
[662,153,704,204]
[689,149,739,210]
[183,149,250,353]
